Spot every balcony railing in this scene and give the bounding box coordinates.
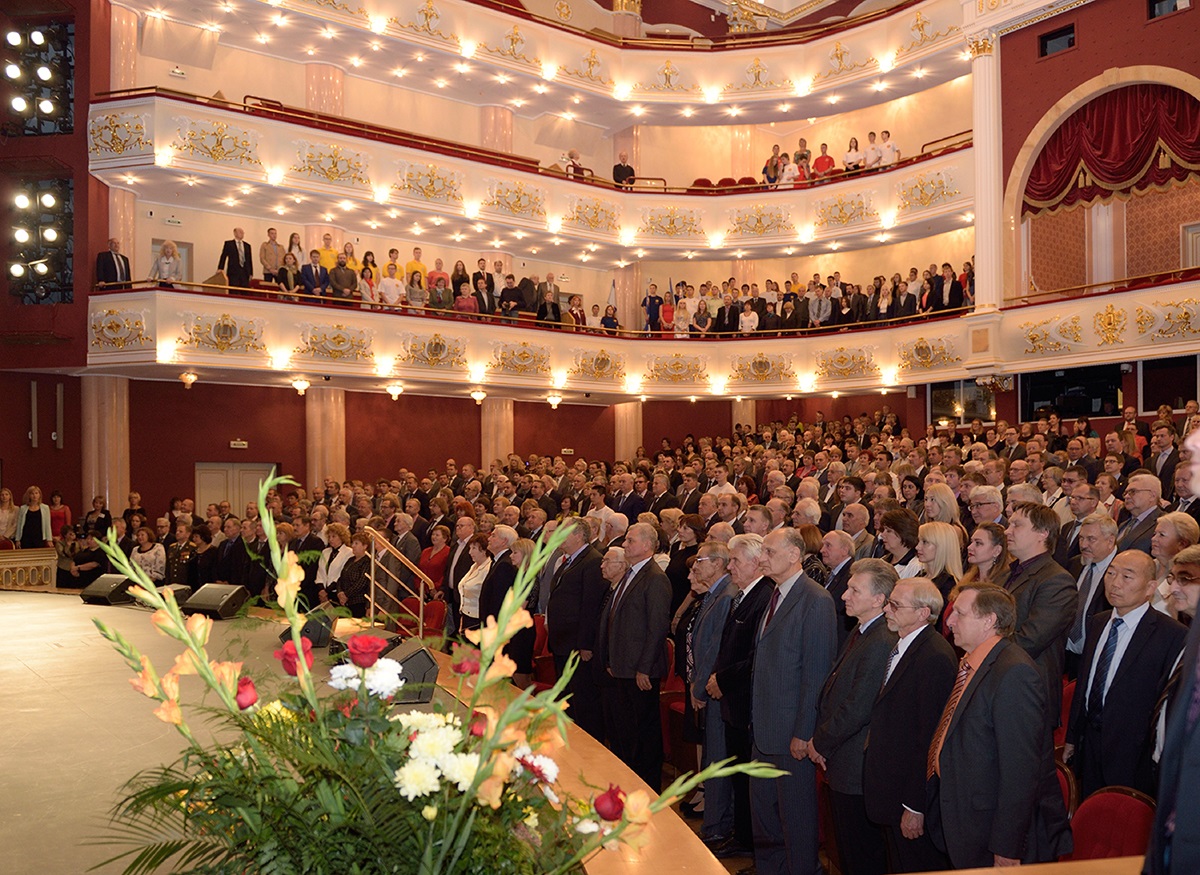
[1004,266,1200,308]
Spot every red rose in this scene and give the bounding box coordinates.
[594,784,625,821]
[450,644,481,676]
[347,634,390,668]
[273,637,314,676]
[469,711,488,737]
[235,676,258,710]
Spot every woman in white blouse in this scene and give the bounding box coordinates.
[738,300,759,334]
[315,523,353,602]
[844,137,865,171]
[286,232,305,265]
[673,300,691,338]
[457,534,492,634]
[148,240,182,287]
[130,526,167,583]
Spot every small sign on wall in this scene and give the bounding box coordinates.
[561,448,574,455]
[230,439,248,449]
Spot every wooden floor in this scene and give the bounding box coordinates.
[0,590,1147,875]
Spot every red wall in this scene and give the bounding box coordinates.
[514,401,615,462]
[128,380,307,515]
[1000,0,1200,181]
[757,386,926,433]
[344,391,481,477]
[641,399,733,452]
[0,372,82,510]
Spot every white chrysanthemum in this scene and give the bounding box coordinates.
[394,759,441,800]
[410,724,463,762]
[575,819,600,834]
[522,753,558,785]
[439,752,481,792]
[364,659,405,698]
[328,663,361,691]
[395,711,452,731]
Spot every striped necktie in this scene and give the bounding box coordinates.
[928,658,972,778]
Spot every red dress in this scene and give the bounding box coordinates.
[418,545,450,592]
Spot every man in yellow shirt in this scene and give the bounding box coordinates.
[317,232,339,271]
[404,247,427,284]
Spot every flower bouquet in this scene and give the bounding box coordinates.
[92,471,781,874]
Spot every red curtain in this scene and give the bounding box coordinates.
[1023,84,1200,215]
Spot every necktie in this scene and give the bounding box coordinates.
[114,252,125,282]
[729,589,744,614]
[927,658,973,778]
[1069,564,1095,646]
[237,241,245,266]
[882,641,900,688]
[549,554,570,594]
[1180,498,1192,514]
[1087,617,1125,718]
[762,585,781,631]
[609,569,633,616]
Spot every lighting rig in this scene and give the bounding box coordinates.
[8,178,74,303]
[3,22,75,136]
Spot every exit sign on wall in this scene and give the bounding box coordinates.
[229,440,248,449]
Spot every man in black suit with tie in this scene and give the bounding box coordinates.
[713,294,739,334]
[1117,473,1164,554]
[95,237,132,289]
[676,470,702,515]
[1170,467,1200,526]
[1054,482,1100,567]
[932,584,1072,867]
[217,227,253,289]
[290,515,325,609]
[810,559,898,875]
[705,533,774,859]
[864,578,957,873]
[471,258,495,312]
[1065,550,1186,799]
[1064,512,1117,679]
[545,519,607,738]
[595,523,671,790]
[213,516,249,586]
[647,473,679,518]
[819,530,857,649]
[1149,422,1181,501]
[932,263,964,311]
[443,516,476,634]
[611,472,646,520]
[478,524,519,631]
[300,249,329,297]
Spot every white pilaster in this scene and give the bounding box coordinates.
[81,375,130,511]
[480,397,514,470]
[969,33,1002,311]
[613,400,643,462]
[305,387,345,489]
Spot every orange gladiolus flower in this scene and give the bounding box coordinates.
[129,655,157,697]
[623,790,653,825]
[150,608,175,636]
[274,551,304,609]
[485,650,518,683]
[172,650,201,676]
[154,699,183,725]
[159,670,180,702]
[209,660,243,698]
[186,613,213,646]
[476,751,515,809]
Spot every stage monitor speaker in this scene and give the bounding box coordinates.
[158,583,193,603]
[279,609,335,648]
[183,584,249,619]
[329,633,438,704]
[80,574,134,605]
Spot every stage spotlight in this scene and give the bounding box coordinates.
[42,227,59,242]
[14,192,32,209]
[33,284,50,300]
[39,192,55,208]
[4,63,20,79]
[5,31,20,47]
[30,30,45,46]
[13,228,31,244]
[31,261,50,276]
[37,98,54,114]
[9,263,26,278]
[35,65,51,81]
[11,96,29,112]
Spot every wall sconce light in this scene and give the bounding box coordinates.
[470,389,487,405]
[179,371,198,389]
[292,378,310,396]
[386,383,403,400]
[546,393,562,409]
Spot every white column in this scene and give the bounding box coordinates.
[611,0,643,37]
[1088,202,1116,290]
[480,397,514,470]
[969,33,1002,311]
[110,6,138,90]
[731,398,756,433]
[613,401,643,462]
[481,106,514,154]
[109,188,137,274]
[305,387,345,489]
[305,64,344,115]
[81,375,130,511]
[730,125,755,182]
[613,263,643,332]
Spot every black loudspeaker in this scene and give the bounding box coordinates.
[279,610,335,647]
[80,574,134,605]
[183,584,249,619]
[158,583,193,603]
[328,634,438,704]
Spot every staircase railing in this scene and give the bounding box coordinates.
[363,526,438,638]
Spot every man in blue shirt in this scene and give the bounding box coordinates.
[642,283,663,333]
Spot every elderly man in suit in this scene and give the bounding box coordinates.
[706,533,774,859]
[932,584,1072,867]
[810,559,898,875]
[96,237,131,288]
[1064,512,1118,679]
[544,519,607,738]
[444,515,476,635]
[1003,501,1078,724]
[751,527,837,875]
[1119,473,1165,554]
[217,227,253,288]
[687,542,736,846]
[1064,550,1187,798]
[818,530,858,649]
[290,515,325,609]
[478,524,518,630]
[595,522,671,790]
[864,578,956,873]
[841,503,876,561]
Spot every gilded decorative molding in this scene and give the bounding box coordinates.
[727,204,794,237]
[813,42,874,83]
[483,180,546,219]
[481,26,539,66]
[398,0,454,41]
[612,0,642,13]
[895,11,959,57]
[90,309,153,350]
[997,0,1090,36]
[730,352,794,383]
[1136,299,1200,340]
[554,0,573,21]
[560,48,613,86]
[729,57,787,92]
[291,143,370,186]
[976,0,1010,13]
[815,193,876,228]
[404,333,466,368]
[569,349,626,381]
[1093,305,1127,346]
[173,119,260,166]
[639,206,704,238]
[634,59,696,93]
[489,341,551,376]
[402,163,463,203]
[566,196,620,233]
[726,1,757,34]
[967,35,995,58]
[898,171,960,211]
[88,113,151,156]
[898,337,962,370]
[1020,316,1081,355]
[815,347,878,379]
[646,354,708,384]
[295,324,374,361]
[178,313,266,354]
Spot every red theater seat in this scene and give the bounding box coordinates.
[1065,786,1155,860]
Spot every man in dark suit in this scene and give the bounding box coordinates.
[290,515,325,608]
[713,294,739,334]
[213,516,248,586]
[818,530,857,649]
[1117,473,1165,554]
[478,525,519,630]
[677,470,702,515]
[96,237,131,289]
[1064,512,1117,679]
[932,584,1072,867]
[613,151,636,187]
[443,516,476,633]
[933,263,964,310]
[893,282,918,318]
[216,227,253,289]
[594,523,671,790]
[810,559,898,875]
[544,520,607,738]
[387,513,422,619]
[1003,502,1078,723]
[611,472,646,520]
[864,578,957,873]
[471,256,494,301]
[1065,550,1186,799]
[705,533,774,858]
[535,271,560,310]
[300,249,329,297]
[471,274,496,315]
[1149,422,1181,502]
[1054,482,1100,567]
[647,473,679,518]
[751,528,837,875]
[1169,467,1200,525]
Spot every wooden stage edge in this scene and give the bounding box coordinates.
[426,651,1144,875]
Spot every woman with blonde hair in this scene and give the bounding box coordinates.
[1151,512,1200,613]
[0,487,18,541]
[923,482,968,545]
[148,239,182,286]
[16,486,53,548]
[916,521,964,606]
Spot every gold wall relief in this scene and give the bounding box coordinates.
[403,163,464,203]
[490,342,551,376]
[640,206,704,238]
[483,180,546,219]
[815,193,876,228]
[291,143,370,186]
[561,48,613,86]
[727,205,794,238]
[570,349,626,381]
[404,333,466,368]
[898,172,960,211]
[90,309,154,350]
[898,337,962,370]
[1093,304,1126,346]
[566,197,620,233]
[1136,299,1200,341]
[646,354,708,383]
[173,119,261,165]
[1020,316,1081,355]
[967,35,994,58]
[177,313,267,354]
[295,324,374,361]
[89,113,151,156]
[731,353,794,383]
[815,346,878,378]
[398,0,454,41]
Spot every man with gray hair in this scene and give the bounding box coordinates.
[819,530,858,648]
[969,485,1006,528]
[707,521,735,545]
[595,522,671,790]
[1065,511,1118,679]
[792,497,822,529]
[604,512,629,549]
[1117,473,1164,555]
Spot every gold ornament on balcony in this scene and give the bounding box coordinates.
[561,48,611,85]
[490,342,551,376]
[646,354,708,384]
[1137,299,1200,341]
[89,113,152,156]
[731,353,794,383]
[403,163,463,203]
[1093,305,1127,346]
[294,324,374,361]
[405,333,466,368]
[174,120,261,166]
[484,180,546,219]
[640,206,704,238]
[815,193,876,228]
[399,0,451,40]
[570,349,626,381]
[566,197,619,233]
[1020,316,1081,355]
[555,0,573,20]
[898,337,962,370]
[291,143,369,186]
[815,346,878,379]
[898,172,960,211]
[91,309,154,350]
[728,205,794,238]
[178,313,266,354]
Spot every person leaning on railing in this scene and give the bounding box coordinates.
[453,280,480,315]
[148,239,182,288]
[277,252,301,301]
[300,250,329,297]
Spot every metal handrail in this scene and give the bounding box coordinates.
[1006,267,1200,306]
[921,129,973,154]
[363,526,438,638]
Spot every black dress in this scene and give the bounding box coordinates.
[665,542,699,616]
[335,554,372,618]
[190,547,219,589]
[19,509,45,548]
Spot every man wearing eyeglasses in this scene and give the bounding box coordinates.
[1116,473,1164,555]
[968,485,1006,529]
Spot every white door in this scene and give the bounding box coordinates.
[1183,223,1200,269]
[195,462,279,517]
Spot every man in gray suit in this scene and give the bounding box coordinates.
[595,522,671,790]
[810,559,898,875]
[385,513,422,627]
[1117,473,1164,555]
[751,528,838,875]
